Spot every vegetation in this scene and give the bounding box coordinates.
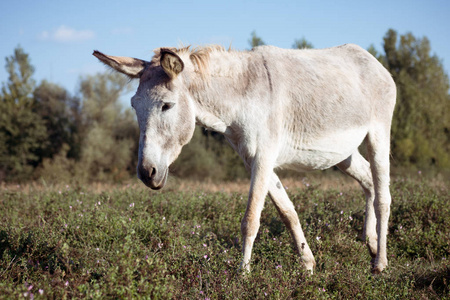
[1,29,448,185]
[0,29,448,299]
[292,37,314,49]
[0,177,448,299]
[0,47,47,181]
[248,30,266,48]
[382,29,450,168]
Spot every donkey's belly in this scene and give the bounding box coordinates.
[277,127,367,171]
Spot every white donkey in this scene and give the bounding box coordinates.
[93,43,396,274]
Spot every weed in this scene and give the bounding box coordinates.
[0,178,448,299]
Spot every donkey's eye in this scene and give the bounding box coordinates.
[162,102,175,112]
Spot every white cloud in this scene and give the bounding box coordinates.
[38,25,95,43]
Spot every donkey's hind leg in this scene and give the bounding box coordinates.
[337,151,377,261]
[268,172,316,273]
[366,126,392,274]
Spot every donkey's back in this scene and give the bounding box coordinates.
[250,44,396,171]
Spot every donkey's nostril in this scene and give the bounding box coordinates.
[150,167,156,178]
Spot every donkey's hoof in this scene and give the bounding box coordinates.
[302,259,316,275]
[238,262,251,276]
[371,262,387,274]
[371,266,383,274]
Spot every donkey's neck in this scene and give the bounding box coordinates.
[188,49,267,135]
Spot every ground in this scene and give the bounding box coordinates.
[0,174,448,299]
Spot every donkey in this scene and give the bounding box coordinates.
[93,43,396,274]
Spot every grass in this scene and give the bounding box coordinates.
[0,176,448,299]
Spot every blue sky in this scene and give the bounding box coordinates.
[1,0,449,105]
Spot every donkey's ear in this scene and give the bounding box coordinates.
[160,48,184,79]
[93,50,147,78]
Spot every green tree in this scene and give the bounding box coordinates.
[33,80,82,160]
[77,72,139,181]
[292,37,313,49]
[382,29,450,168]
[248,31,265,48]
[0,46,47,181]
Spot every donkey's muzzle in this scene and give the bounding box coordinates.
[138,164,168,190]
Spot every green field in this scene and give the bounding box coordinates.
[0,177,448,299]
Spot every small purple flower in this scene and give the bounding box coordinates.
[276,264,282,269]
[38,289,44,295]
[204,254,208,259]
[203,244,207,247]
[65,281,69,286]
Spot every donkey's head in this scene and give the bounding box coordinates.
[93,49,196,189]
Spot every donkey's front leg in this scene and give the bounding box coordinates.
[268,173,316,272]
[240,154,273,273]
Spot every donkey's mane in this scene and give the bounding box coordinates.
[180,45,227,75]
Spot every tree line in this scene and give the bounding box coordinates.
[0,29,448,183]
